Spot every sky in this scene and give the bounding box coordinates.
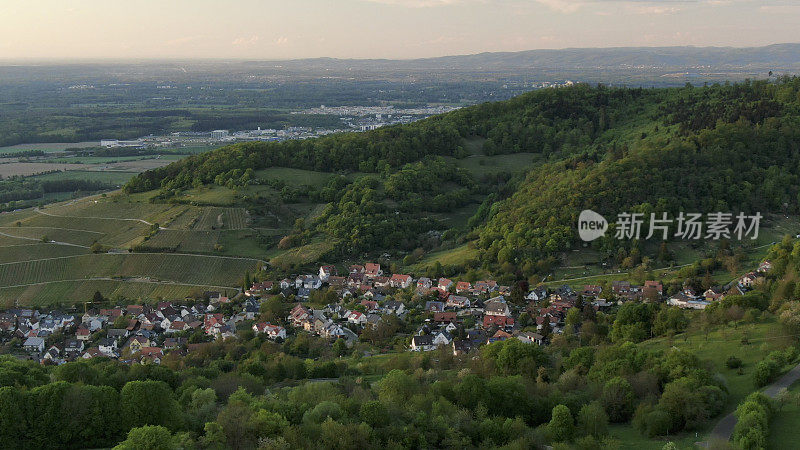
[0,0,798,60]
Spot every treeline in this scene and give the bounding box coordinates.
[0,177,113,208]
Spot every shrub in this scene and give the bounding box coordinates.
[726,356,743,369]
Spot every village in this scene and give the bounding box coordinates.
[0,260,773,365]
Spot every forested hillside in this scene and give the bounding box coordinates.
[126,77,800,275]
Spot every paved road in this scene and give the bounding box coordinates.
[708,362,800,442]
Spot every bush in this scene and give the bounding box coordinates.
[726,356,743,369]
[753,359,780,387]
[547,404,575,443]
[601,377,635,423]
[641,408,672,437]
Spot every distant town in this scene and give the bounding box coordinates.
[98,104,463,149]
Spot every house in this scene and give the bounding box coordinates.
[328,276,346,287]
[252,322,287,340]
[740,272,764,288]
[668,291,709,309]
[126,304,144,316]
[126,336,150,353]
[207,292,230,303]
[644,281,663,296]
[297,288,311,300]
[280,279,293,290]
[319,265,337,282]
[43,345,61,362]
[452,339,474,355]
[432,330,452,346]
[243,301,260,320]
[23,337,45,353]
[365,263,382,279]
[140,347,164,363]
[360,299,379,311]
[0,320,15,333]
[64,339,85,353]
[417,277,433,289]
[526,286,548,302]
[488,329,512,344]
[704,286,726,302]
[438,278,454,291]
[433,312,458,324]
[82,347,103,359]
[76,326,91,341]
[390,274,413,289]
[516,331,545,345]
[425,301,445,312]
[166,320,188,333]
[383,300,406,316]
[410,335,435,351]
[446,295,470,309]
[349,264,365,275]
[98,338,118,356]
[582,285,602,298]
[455,281,471,294]
[484,296,510,317]
[163,337,187,349]
[373,276,391,289]
[483,314,515,329]
[347,311,367,326]
[246,281,274,297]
[288,304,311,327]
[365,314,381,329]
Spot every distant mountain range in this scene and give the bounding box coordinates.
[250,43,800,72]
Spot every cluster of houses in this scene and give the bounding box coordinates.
[252,260,774,355]
[666,261,772,309]
[0,291,286,365]
[1,259,773,364]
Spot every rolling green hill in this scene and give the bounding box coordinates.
[125,78,800,280]
[5,79,800,305]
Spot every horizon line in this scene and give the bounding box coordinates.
[1,42,799,65]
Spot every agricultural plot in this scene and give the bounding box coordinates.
[192,207,250,230]
[0,279,237,308]
[0,243,88,264]
[142,229,221,253]
[0,226,102,247]
[0,253,258,290]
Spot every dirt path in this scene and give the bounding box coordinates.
[0,230,90,248]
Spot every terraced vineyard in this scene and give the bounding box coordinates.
[0,253,258,287]
[0,193,272,306]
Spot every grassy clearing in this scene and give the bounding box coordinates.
[255,167,334,187]
[449,152,539,177]
[410,244,479,272]
[268,240,334,269]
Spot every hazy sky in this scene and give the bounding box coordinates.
[1,0,798,60]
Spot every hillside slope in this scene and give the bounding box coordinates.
[126,78,800,277]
